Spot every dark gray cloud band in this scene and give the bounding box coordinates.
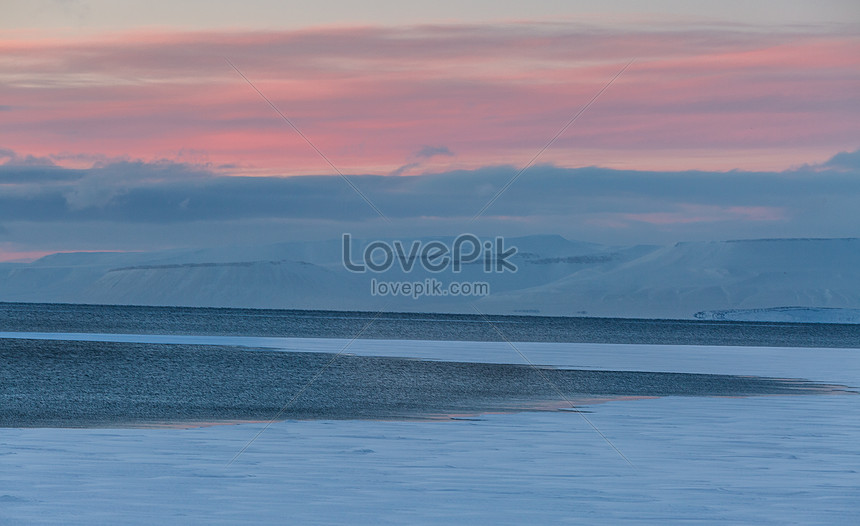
[1,149,858,250]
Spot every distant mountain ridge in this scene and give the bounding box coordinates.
[695,307,860,324]
[1,236,858,322]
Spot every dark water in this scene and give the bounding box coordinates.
[0,338,841,428]
[2,302,859,347]
[0,303,855,427]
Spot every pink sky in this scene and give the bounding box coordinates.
[2,23,859,175]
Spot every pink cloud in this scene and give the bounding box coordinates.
[0,245,139,262]
[623,205,787,225]
[0,244,54,262]
[1,24,857,174]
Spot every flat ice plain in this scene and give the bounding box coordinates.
[1,335,858,524]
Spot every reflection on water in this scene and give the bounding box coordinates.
[1,338,848,428]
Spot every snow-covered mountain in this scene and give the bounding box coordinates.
[1,237,858,322]
[477,238,860,320]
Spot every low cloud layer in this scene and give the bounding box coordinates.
[1,149,858,255]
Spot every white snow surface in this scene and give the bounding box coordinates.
[1,337,858,524]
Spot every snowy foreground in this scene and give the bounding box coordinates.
[1,337,858,524]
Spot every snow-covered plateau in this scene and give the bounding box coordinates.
[2,236,859,322]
